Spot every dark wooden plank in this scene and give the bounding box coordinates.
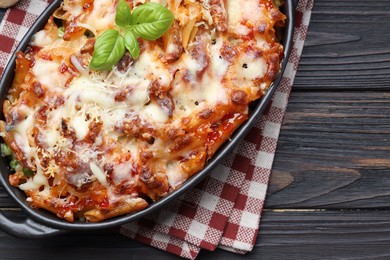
[1,210,390,260]
[267,91,390,208]
[248,210,390,260]
[295,1,390,90]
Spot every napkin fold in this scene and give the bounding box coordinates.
[121,0,314,257]
[0,0,313,258]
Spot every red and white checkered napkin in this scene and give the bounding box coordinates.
[120,1,314,257]
[0,0,314,258]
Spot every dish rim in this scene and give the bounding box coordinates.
[0,0,295,231]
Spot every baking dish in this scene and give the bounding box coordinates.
[0,0,295,238]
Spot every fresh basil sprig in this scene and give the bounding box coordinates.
[130,2,176,41]
[89,0,174,71]
[124,31,140,60]
[115,0,132,28]
[89,30,125,71]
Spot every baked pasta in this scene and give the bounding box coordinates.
[1,0,285,222]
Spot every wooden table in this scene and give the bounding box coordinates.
[1,1,390,259]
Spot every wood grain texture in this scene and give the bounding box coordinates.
[267,91,390,208]
[295,1,390,90]
[1,210,390,260]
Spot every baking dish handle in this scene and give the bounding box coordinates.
[0,212,67,239]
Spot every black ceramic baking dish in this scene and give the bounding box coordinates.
[0,0,295,238]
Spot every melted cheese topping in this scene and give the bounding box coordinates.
[227,0,267,35]
[87,0,116,32]
[4,0,285,222]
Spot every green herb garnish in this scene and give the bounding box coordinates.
[89,29,126,71]
[124,31,140,60]
[9,157,20,171]
[58,27,65,38]
[1,143,19,171]
[89,0,174,71]
[115,0,133,28]
[129,2,175,41]
[273,0,283,8]
[1,143,34,176]
[0,143,12,157]
[22,168,34,177]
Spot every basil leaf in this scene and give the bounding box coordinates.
[124,31,140,59]
[90,2,174,68]
[115,0,132,28]
[130,2,174,41]
[90,29,125,71]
